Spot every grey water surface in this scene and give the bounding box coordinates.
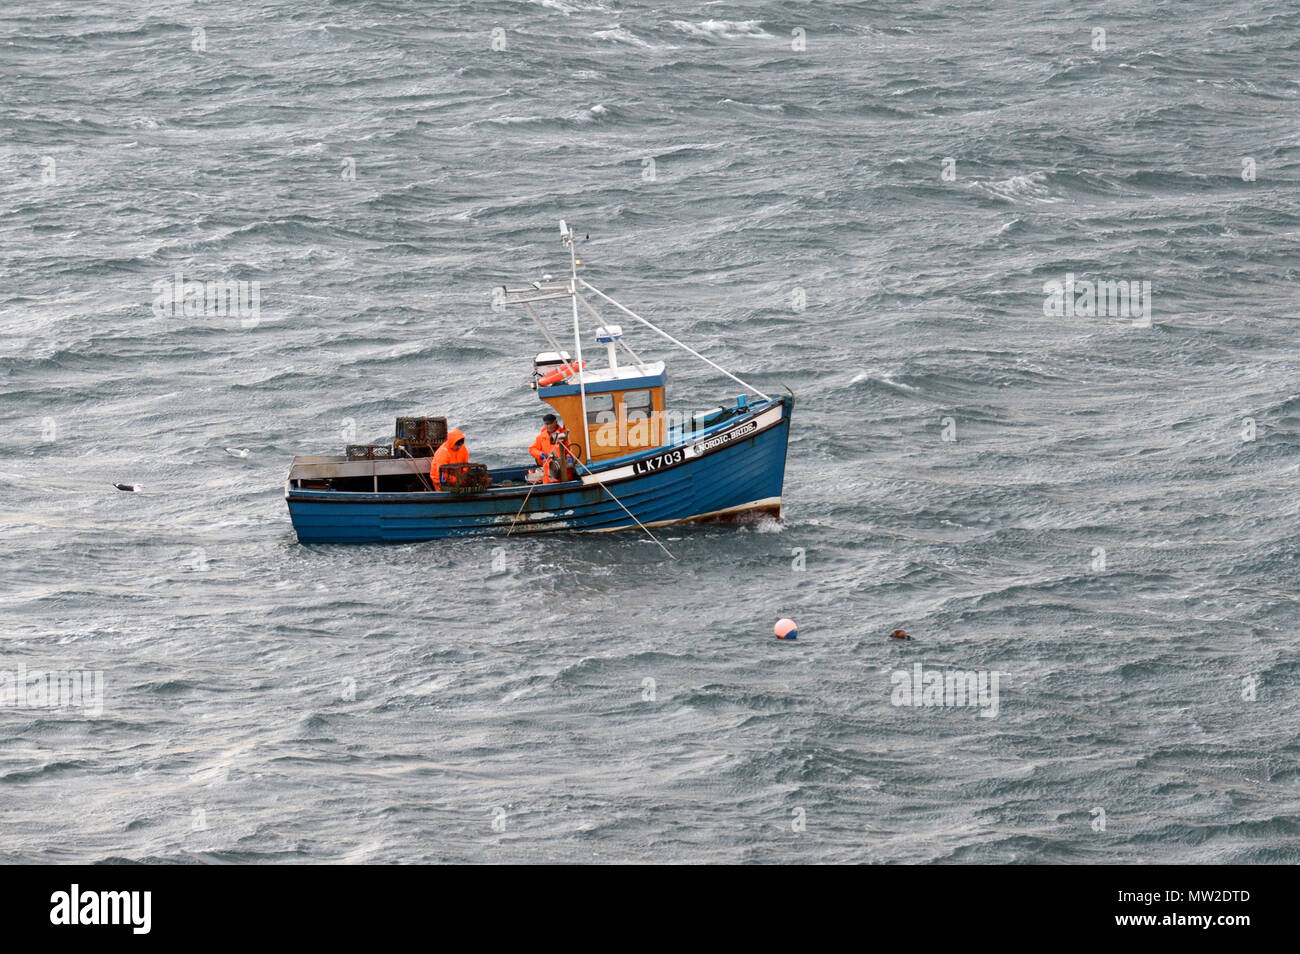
[1,0,1298,862]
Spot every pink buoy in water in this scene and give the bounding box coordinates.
[774,618,798,640]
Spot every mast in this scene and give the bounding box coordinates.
[560,221,592,465]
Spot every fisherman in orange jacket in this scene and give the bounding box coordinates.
[529,413,563,482]
[430,428,469,491]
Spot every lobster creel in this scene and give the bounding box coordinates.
[439,462,491,494]
[345,444,394,461]
[395,416,448,445]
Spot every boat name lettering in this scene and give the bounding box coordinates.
[632,448,685,475]
[693,419,759,454]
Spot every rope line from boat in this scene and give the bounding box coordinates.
[575,291,648,373]
[523,301,567,356]
[577,278,772,402]
[505,479,539,536]
[504,440,673,559]
[569,456,677,561]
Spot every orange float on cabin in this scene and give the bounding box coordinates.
[537,360,586,387]
[534,326,669,466]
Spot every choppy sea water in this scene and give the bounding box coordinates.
[2,0,1299,863]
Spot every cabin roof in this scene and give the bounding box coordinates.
[540,360,666,397]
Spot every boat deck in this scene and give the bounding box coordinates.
[287,401,761,495]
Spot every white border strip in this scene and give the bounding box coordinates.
[578,497,781,532]
[582,404,785,486]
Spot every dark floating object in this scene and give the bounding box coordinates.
[113,483,143,493]
[889,629,912,640]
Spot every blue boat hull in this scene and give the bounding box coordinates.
[286,397,792,543]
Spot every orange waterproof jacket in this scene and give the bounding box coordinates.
[529,426,560,464]
[430,428,469,489]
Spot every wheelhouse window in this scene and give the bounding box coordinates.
[622,389,652,422]
[586,393,615,429]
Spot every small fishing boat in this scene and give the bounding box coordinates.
[284,223,793,545]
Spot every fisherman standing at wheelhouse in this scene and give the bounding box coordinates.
[530,413,564,483]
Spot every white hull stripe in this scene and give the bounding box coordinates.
[577,497,781,532]
[582,404,785,486]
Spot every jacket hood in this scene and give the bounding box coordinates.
[446,428,466,447]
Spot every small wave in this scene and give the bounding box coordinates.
[592,26,655,49]
[720,98,784,114]
[1,760,92,784]
[528,0,607,13]
[969,171,1061,205]
[670,20,772,41]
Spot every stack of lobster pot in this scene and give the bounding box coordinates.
[393,416,448,458]
[346,444,394,461]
